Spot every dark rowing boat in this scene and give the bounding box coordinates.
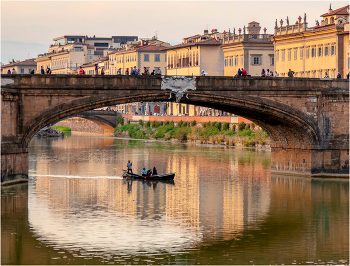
[123,170,175,180]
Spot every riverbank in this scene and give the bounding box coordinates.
[114,120,270,148]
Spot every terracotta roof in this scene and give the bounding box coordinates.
[1,58,37,68]
[94,51,103,55]
[134,45,167,51]
[81,59,103,68]
[321,5,349,17]
[165,38,221,50]
[184,34,201,39]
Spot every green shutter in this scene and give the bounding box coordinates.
[250,57,254,65]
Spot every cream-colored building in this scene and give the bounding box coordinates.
[1,58,36,74]
[222,21,274,77]
[272,5,349,78]
[35,35,138,74]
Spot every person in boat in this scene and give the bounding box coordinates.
[127,160,133,174]
[146,168,152,177]
[152,167,158,176]
[142,168,147,176]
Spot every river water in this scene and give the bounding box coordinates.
[1,135,349,265]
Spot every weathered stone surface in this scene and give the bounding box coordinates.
[35,126,65,137]
[1,74,349,182]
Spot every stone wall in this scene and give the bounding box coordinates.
[55,118,108,135]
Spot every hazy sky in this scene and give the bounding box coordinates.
[1,1,348,63]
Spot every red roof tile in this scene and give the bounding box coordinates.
[321,5,349,17]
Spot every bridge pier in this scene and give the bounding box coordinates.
[271,146,349,177]
[1,143,28,185]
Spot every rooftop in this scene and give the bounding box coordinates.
[321,5,349,17]
[1,58,36,68]
[165,38,221,50]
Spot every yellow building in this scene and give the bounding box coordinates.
[165,38,223,77]
[273,5,349,78]
[222,21,274,77]
[1,58,36,74]
[108,43,167,75]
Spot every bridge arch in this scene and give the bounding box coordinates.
[22,92,320,149]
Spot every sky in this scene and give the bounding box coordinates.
[1,0,348,63]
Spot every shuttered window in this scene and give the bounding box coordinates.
[250,56,262,65]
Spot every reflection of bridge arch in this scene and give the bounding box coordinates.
[1,75,349,178]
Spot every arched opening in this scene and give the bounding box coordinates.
[22,93,320,149]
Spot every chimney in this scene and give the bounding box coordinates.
[204,29,208,34]
[12,59,15,63]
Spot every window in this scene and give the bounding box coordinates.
[144,54,149,61]
[240,56,243,65]
[325,46,329,56]
[94,43,109,47]
[276,51,279,62]
[311,48,316,57]
[229,58,233,66]
[300,49,303,59]
[165,55,167,62]
[331,45,335,55]
[225,58,228,67]
[88,50,91,54]
[294,50,297,60]
[90,55,92,59]
[282,50,285,61]
[251,56,262,65]
[318,47,322,57]
[306,48,309,58]
[21,68,24,74]
[288,50,291,61]
[155,54,160,62]
[270,56,274,65]
[234,57,238,66]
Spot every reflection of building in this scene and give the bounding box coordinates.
[222,21,274,77]
[35,35,138,74]
[1,58,36,74]
[273,5,349,78]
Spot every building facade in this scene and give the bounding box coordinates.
[273,5,349,78]
[1,58,36,74]
[35,35,138,74]
[222,21,274,77]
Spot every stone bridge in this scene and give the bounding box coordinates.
[1,74,349,184]
[55,110,122,135]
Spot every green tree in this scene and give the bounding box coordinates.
[139,120,144,126]
[223,123,230,131]
[117,117,124,125]
[191,120,197,127]
[238,122,246,131]
[145,121,151,128]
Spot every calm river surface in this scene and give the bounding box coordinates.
[2,135,349,265]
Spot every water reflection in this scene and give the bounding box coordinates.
[1,136,348,265]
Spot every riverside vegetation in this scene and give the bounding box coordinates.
[114,117,270,147]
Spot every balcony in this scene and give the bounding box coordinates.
[223,34,273,44]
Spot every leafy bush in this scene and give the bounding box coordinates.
[164,121,170,126]
[232,124,236,132]
[251,123,256,130]
[52,126,71,132]
[151,121,162,128]
[127,120,131,124]
[223,123,230,131]
[155,128,164,139]
[245,123,250,130]
[117,117,124,125]
[145,121,151,128]
[176,129,187,141]
[183,122,188,127]
[191,120,197,127]
[238,122,246,131]
[139,120,144,126]
[238,129,254,138]
[177,120,184,127]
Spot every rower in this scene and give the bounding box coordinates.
[146,168,152,177]
[127,160,133,174]
[152,167,158,176]
[142,168,147,176]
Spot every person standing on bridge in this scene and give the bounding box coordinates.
[238,68,242,76]
[95,64,98,75]
[288,69,295,77]
[337,72,341,79]
[7,69,11,74]
[78,66,84,75]
[41,66,45,74]
[117,68,121,75]
[127,160,133,174]
[241,69,247,76]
